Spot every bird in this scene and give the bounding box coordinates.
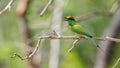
[64,16,99,47]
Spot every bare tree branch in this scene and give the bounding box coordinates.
[0,0,14,15]
[28,39,42,58]
[39,0,53,16]
[11,35,120,60]
[11,37,42,60]
[67,39,80,52]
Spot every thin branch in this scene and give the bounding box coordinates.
[11,35,120,60]
[39,0,53,16]
[112,56,120,68]
[11,37,42,60]
[27,38,42,58]
[11,53,25,60]
[39,36,120,42]
[67,39,80,52]
[0,0,14,15]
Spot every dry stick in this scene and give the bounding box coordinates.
[112,57,120,68]
[27,38,42,58]
[11,35,120,60]
[0,0,14,15]
[39,0,53,16]
[67,39,80,52]
[11,53,25,60]
[11,37,42,60]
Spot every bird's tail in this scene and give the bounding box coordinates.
[85,36,99,47]
[86,36,107,55]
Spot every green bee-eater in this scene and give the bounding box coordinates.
[64,16,99,47]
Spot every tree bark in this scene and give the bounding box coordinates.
[49,0,64,68]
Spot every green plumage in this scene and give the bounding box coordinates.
[70,20,92,37]
[65,16,99,47]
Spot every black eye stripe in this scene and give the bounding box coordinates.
[68,18,75,20]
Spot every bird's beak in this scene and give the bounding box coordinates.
[64,17,68,21]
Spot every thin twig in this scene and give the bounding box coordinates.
[112,57,120,68]
[39,0,53,16]
[11,35,120,60]
[27,38,42,58]
[11,37,42,60]
[67,39,80,52]
[11,53,25,60]
[0,0,14,15]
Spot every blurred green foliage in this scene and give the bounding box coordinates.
[0,0,119,68]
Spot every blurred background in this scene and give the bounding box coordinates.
[0,0,120,68]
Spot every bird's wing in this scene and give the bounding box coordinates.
[71,24,91,37]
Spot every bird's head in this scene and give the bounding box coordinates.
[64,16,75,21]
